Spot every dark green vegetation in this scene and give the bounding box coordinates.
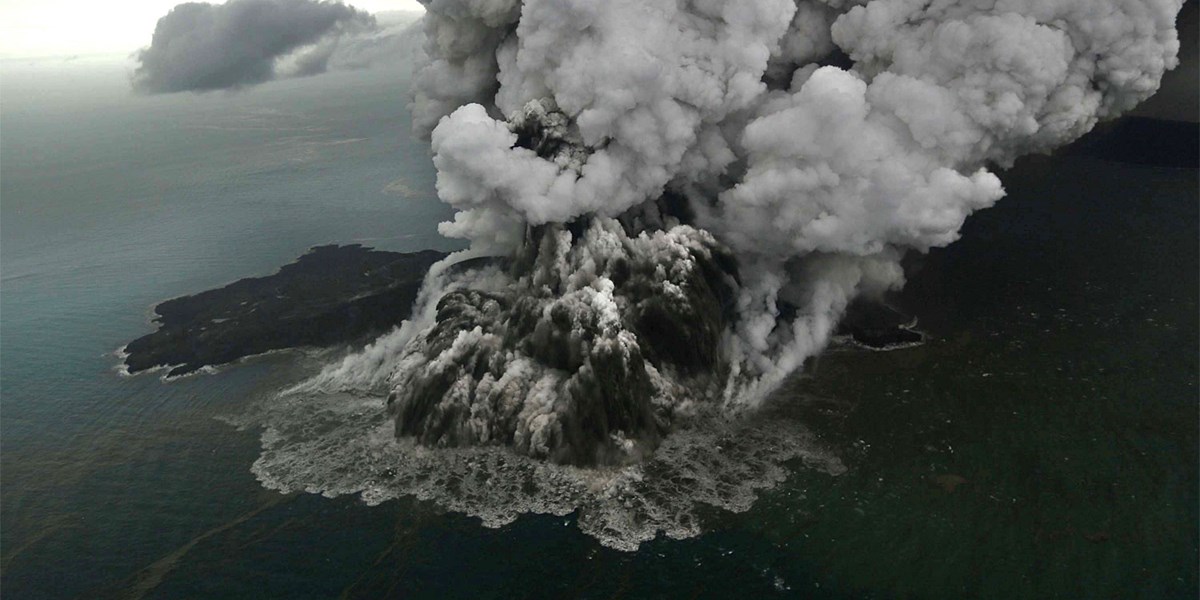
[123,245,445,377]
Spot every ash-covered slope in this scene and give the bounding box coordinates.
[387,218,737,466]
[124,245,445,377]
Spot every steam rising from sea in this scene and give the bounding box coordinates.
[245,0,1183,549]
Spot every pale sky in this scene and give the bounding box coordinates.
[0,0,424,59]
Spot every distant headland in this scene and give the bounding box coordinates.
[122,245,445,377]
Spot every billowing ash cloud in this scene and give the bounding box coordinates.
[307,0,1183,468]
[132,0,376,93]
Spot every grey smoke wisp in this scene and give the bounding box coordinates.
[301,0,1185,467]
[132,0,395,93]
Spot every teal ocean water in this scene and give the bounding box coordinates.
[1,58,1196,598]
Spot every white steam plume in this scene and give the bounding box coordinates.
[311,0,1182,462]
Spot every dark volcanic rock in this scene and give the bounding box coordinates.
[124,245,447,377]
[836,298,924,349]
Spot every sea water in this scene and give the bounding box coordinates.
[0,57,454,598]
[1,57,1196,599]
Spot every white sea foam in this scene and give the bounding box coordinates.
[111,345,133,377]
[381,177,420,198]
[115,345,330,382]
[234,384,844,551]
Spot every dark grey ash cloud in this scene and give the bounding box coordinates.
[132,0,375,94]
[318,11,424,71]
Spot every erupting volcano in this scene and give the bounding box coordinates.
[248,0,1185,549]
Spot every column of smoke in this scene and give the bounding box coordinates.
[308,0,1182,466]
